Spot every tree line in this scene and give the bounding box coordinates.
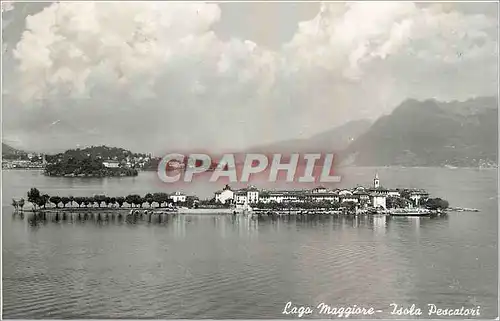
[44,157,138,177]
[24,188,196,210]
[45,145,149,163]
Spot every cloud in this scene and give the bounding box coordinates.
[1,1,14,13]
[3,2,498,152]
[285,2,498,79]
[11,2,219,100]
[10,2,280,103]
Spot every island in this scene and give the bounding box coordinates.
[43,145,162,177]
[11,173,467,222]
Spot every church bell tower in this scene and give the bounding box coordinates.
[373,173,380,188]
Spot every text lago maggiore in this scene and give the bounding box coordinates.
[282,302,481,318]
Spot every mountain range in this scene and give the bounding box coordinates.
[249,96,498,167]
[246,119,372,154]
[4,96,497,167]
[2,142,26,157]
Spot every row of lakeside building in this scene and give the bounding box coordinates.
[213,173,429,209]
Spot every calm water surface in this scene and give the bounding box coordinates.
[2,168,498,319]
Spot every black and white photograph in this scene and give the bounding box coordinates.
[1,1,498,319]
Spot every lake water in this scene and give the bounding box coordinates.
[2,168,498,319]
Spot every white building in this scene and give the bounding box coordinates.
[210,178,417,210]
[409,190,429,206]
[170,191,186,203]
[103,160,120,168]
[219,186,260,204]
[369,173,387,209]
[246,186,259,204]
[371,194,387,209]
[214,185,234,204]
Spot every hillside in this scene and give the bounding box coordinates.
[3,143,19,155]
[44,145,156,177]
[339,97,498,167]
[45,145,151,163]
[247,119,372,154]
[2,142,28,159]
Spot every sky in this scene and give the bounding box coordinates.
[1,1,498,154]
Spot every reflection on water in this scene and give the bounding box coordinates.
[15,210,448,233]
[2,168,497,319]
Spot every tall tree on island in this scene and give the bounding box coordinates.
[27,187,41,209]
[37,194,50,208]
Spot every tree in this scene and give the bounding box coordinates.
[18,198,25,211]
[36,194,50,208]
[344,201,357,212]
[387,196,408,209]
[153,193,167,207]
[74,197,86,208]
[124,194,142,208]
[12,199,18,210]
[116,197,125,208]
[49,196,62,208]
[144,193,154,207]
[400,189,412,199]
[125,195,135,207]
[134,196,144,208]
[85,197,94,207]
[422,198,449,210]
[331,201,341,209]
[94,194,106,207]
[186,196,199,208]
[109,197,116,207]
[318,200,333,209]
[27,187,41,209]
[61,197,70,208]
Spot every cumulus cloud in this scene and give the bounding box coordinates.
[285,2,497,79]
[12,2,217,100]
[2,2,498,152]
[10,2,282,103]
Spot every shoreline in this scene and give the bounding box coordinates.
[13,207,471,216]
[15,207,243,215]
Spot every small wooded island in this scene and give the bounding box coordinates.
[43,145,159,177]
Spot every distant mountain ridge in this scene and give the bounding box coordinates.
[5,97,497,168]
[2,142,27,157]
[339,96,498,167]
[244,96,497,168]
[246,119,372,154]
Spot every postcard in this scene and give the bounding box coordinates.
[2,1,498,319]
